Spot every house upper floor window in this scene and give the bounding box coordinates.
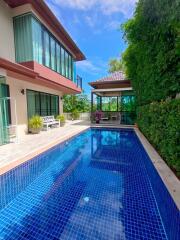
[13,13,75,82]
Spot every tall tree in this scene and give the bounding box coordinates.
[108,58,125,73]
[122,0,180,105]
[63,94,90,113]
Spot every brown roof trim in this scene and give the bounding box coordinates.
[4,0,85,61]
[89,80,131,86]
[0,58,38,78]
[0,58,81,94]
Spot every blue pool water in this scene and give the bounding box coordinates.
[0,128,179,240]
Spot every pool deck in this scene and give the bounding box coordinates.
[0,120,90,175]
[0,121,179,211]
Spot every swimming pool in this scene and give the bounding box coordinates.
[0,128,179,239]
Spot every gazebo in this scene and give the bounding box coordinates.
[89,71,136,125]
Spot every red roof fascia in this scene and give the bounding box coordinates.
[0,58,81,94]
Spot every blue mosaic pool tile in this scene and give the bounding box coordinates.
[136,135,180,240]
[0,128,179,239]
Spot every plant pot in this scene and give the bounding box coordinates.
[60,122,65,127]
[30,128,41,134]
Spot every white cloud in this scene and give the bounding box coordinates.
[77,60,100,73]
[51,0,137,18]
[76,59,107,75]
[100,0,137,17]
[106,20,121,30]
[85,16,95,28]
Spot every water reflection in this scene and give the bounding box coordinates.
[91,129,133,171]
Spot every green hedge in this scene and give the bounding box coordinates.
[122,0,179,106]
[137,99,180,176]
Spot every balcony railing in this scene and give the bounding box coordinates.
[76,75,82,89]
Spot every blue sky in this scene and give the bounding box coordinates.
[45,0,137,95]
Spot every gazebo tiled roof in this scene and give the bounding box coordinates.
[94,71,127,82]
[89,71,131,90]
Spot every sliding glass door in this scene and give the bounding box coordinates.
[0,80,11,145]
[27,90,59,119]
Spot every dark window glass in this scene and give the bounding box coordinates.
[65,52,69,78]
[44,31,50,67]
[61,48,65,76]
[40,93,47,116]
[69,55,72,80]
[27,90,59,118]
[51,95,59,116]
[56,43,61,73]
[0,83,11,125]
[50,37,56,71]
[32,17,43,64]
[15,14,74,79]
[73,60,76,83]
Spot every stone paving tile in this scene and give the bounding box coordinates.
[0,121,90,170]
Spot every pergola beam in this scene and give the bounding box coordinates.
[92,87,132,93]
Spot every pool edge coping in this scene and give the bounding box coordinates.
[134,128,180,210]
[0,126,90,176]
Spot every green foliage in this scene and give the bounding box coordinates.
[28,115,43,130]
[137,99,180,176]
[108,58,125,73]
[56,114,66,123]
[101,97,118,111]
[71,109,80,120]
[122,0,180,105]
[63,94,90,113]
[121,95,136,112]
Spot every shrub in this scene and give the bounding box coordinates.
[137,99,180,176]
[71,109,80,120]
[56,114,66,123]
[28,115,43,133]
[122,0,179,105]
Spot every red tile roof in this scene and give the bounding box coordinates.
[95,71,127,82]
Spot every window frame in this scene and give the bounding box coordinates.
[26,89,59,118]
[36,14,74,80]
[14,13,75,81]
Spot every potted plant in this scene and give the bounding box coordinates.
[56,114,66,127]
[94,110,103,124]
[71,109,80,120]
[28,115,43,134]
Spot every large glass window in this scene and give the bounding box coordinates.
[32,18,43,64]
[27,90,59,118]
[44,30,50,68]
[69,55,72,80]
[121,95,136,112]
[14,13,75,81]
[65,52,69,78]
[51,95,59,115]
[73,60,76,83]
[61,48,65,76]
[14,14,33,62]
[56,43,61,73]
[0,82,11,145]
[50,37,56,71]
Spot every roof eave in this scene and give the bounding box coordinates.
[4,0,86,61]
[89,80,131,86]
